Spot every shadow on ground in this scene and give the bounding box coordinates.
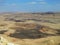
[0,30,7,34]
[0,24,60,39]
[9,25,60,39]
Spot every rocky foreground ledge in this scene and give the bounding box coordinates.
[0,36,19,45]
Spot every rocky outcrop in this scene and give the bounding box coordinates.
[0,36,19,45]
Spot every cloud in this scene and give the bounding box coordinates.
[36,0,47,5]
[28,2,37,4]
[27,0,46,5]
[37,0,44,1]
[39,1,46,4]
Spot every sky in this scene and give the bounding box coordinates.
[0,0,60,12]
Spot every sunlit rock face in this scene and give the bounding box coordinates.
[0,36,19,45]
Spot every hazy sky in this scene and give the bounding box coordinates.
[0,0,60,12]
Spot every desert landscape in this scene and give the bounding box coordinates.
[0,12,60,45]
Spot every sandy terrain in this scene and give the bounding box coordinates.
[0,13,60,45]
